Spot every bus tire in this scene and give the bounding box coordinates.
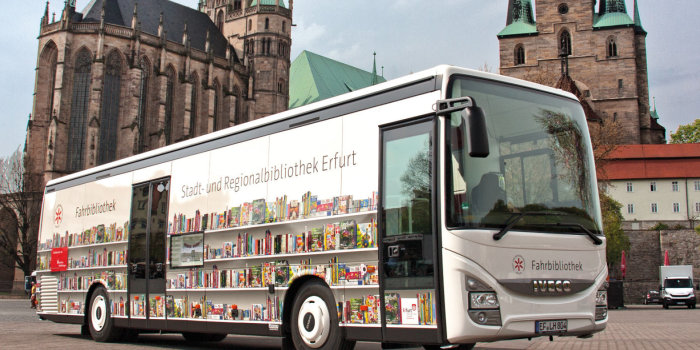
[88,286,123,342]
[290,280,354,350]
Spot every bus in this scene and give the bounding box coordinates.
[35,65,607,349]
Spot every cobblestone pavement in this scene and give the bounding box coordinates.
[1,299,698,349]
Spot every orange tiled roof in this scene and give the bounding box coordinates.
[598,144,700,180]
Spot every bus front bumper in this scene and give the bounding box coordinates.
[441,248,607,344]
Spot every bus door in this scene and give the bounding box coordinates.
[127,178,170,329]
[379,118,442,344]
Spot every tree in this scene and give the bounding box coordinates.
[0,147,42,280]
[600,192,629,279]
[670,119,700,144]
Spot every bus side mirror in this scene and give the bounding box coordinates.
[462,105,489,158]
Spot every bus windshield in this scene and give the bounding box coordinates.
[446,76,602,235]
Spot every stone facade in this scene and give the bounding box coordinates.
[202,0,292,120]
[498,0,665,144]
[622,229,700,304]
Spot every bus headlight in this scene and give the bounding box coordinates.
[595,290,607,307]
[466,277,502,326]
[595,290,607,321]
[470,292,500,309]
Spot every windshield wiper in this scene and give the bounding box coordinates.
[555,222,603,245]
[492,213,603,246]
[493,212,560,241]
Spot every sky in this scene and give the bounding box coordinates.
[0,0,698,158]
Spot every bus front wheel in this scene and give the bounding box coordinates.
[289,280,354,350]
[88,286,123,342]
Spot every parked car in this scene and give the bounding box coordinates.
[643,290,661,305]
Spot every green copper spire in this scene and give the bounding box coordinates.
[594,0,633,29]
[498,0,538,38]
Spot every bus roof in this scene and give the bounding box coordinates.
[46,65,577,190]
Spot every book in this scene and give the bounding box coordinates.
[251,199,266,224]
[339,220,357,249]
[309,227,324,252]
[252,304,263,321]
[400,297,419,325]
[385,293,400,324]
[324,223,337,251]
[288,200,299,220]
[357,223,373,248]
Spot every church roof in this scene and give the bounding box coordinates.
[250,0,287,8]
[593,0,634,29]
[80,0,229,58]
[288,50,387,109]
[498,0,538,38]
[593,12,634,29]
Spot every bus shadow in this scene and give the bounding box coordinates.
[54,332,282,350]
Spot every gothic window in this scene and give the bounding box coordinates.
[40,42,58,119]
[607,37,618,57]
[234,0,241,10]
[278,78,284,93]
[282,21,286,33]
[97,51,122,165]
[190,73,199,138]
[248,19,252,31]
[267,38,272,55]
[137,57,150,153]
[514,44,525,65]
[217,10,224,30]
[265,18,269,30]
[164,66,175,145]
[560,30,572,56]
[213,80,221,131]
[67,49,93,172]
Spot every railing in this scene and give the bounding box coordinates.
[105,26,133,38]
[71,22,100,33]
[41,22,60,35]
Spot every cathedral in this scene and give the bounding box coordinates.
[25,0,292,191]
[497,0,665,144]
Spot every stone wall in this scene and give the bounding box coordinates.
[623,229,700,304]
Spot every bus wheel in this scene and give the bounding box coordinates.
[88,287,123,342]
[290,281,354,350]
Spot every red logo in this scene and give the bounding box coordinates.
[513,255,525,274]
[54,205,63,226]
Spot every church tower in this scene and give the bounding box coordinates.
[498,0,665,144]
[200,0,292,120]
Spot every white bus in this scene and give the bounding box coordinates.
[35,65,607,349]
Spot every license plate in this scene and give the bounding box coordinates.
[535,320,568,334]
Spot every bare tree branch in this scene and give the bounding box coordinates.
[0,147,42,278]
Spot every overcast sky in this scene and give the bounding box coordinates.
[1,0,698,158]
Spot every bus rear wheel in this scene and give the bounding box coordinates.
[289,280,354,350]
[88,286,123,342]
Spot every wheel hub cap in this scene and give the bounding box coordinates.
[91,295,107,332]
[297,296,330,348]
